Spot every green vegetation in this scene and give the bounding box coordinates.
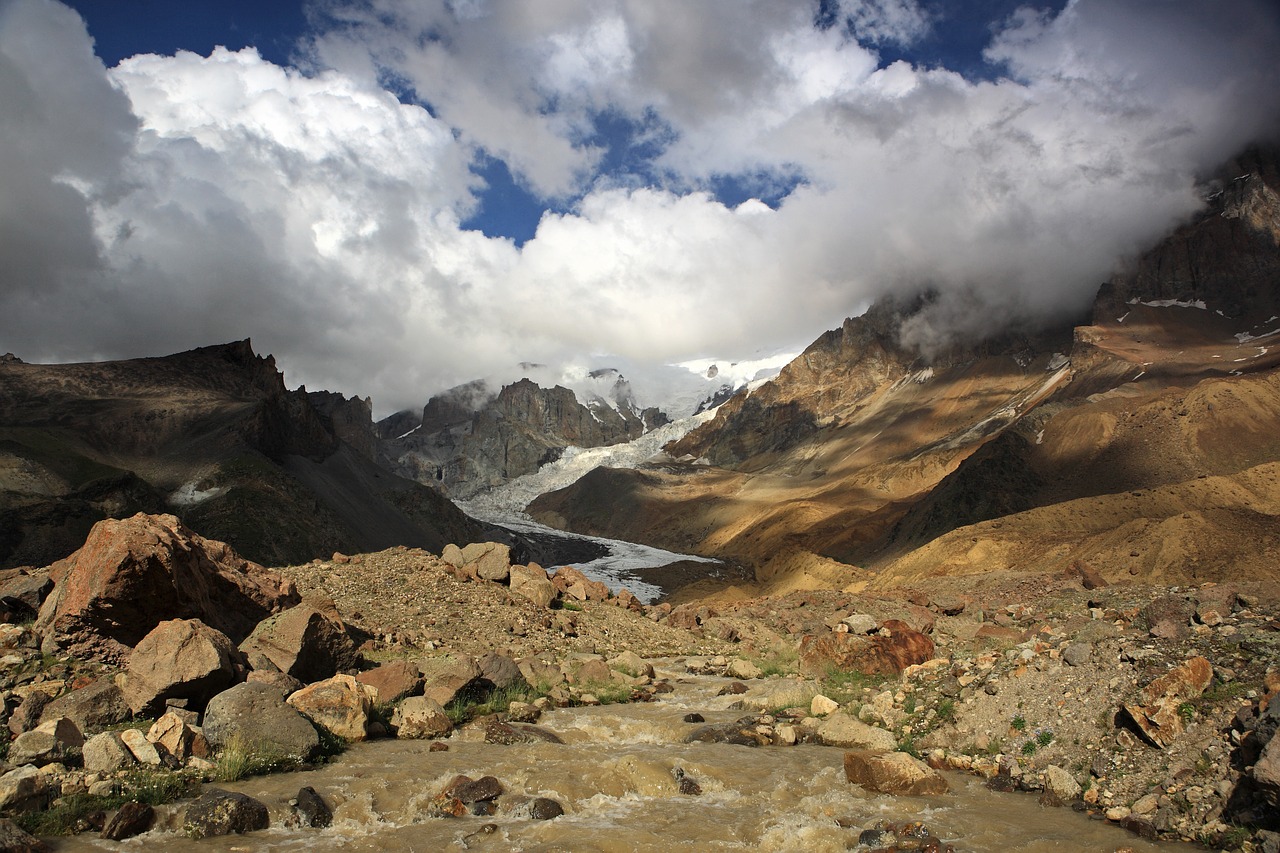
[820,666,888,705]
[14,771,196,836]
[214,734,302,782]
[1021,740,1038,756]
[1011,714,1027,732]
[750,644,800,677]
[936,698,956,724]
[1036,729,1054,747]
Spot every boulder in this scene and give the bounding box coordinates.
[421,655,483,707]
[202,682,320,762]
[0,766,52,813]
[509,564,556,608]
[7,692,51,736]
[0,817,48,852]
[550,566,609,601]
[82,731,136,774]
[287,674,376,742]
[119,728,161,765]
[101,801,153,841]
[122,619,247,715]
[607,651,655,679]
[8,717,83,766]
[460,542,512,583]
[1121,656,1214,747]
[390,696,452,739]
[843,750,950,796]
[811,695,840,716]
[727,659,764,680]
[183,789,270,839]
[478,653,528,693]
[38,679,129,733]
[1041,765,1082,806]
[817,714,898,751]
[239,601,360,685]
[294,786,332,828]
[355,660,423,705]
[0,569,52,623]
[799,621,935,677]
[147,712,198,762]
[35,514,299,662]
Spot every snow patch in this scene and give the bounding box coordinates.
[1047,353,1070,371]
[396,425,420,440]
[1035,430,1044,446]
[1128,298,1207,310]
[912,367,934,384]
[1235,328,1280,344]
[169,482,225,507]
[1116,312,1129,323]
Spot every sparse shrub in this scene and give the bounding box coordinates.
[936,699,956,723]
[1011,715,1027,732]
[1036,729,1054,747]
[1021,740,1037,756]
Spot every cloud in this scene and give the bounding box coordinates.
[1,0,1278,417]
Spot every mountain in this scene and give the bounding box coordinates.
[0,340,482,569]
[528,146,1280,596]
[379,375,667,499]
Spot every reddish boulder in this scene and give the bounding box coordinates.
[1121,656,1214,748]
[550,566,609,602]
[122,619,248,715]
[35,514,299,662]
[239,600,360,684]
[356,660,423,705]
[799,622,935,677]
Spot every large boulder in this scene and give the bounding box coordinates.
[239,600,360,684]
[0,766,52,813]
[202,682,320,762]
[122,619,247,715]
[817,714,898,751]
[355,660,422,705]
[461,542,512,583]
[82,731,136,774]
[843,750,950,796]
[183,789,269,839]
[35,514,299,662]
[509,564,556,608]
[287,675,376,742]
[390,696,453,739]
[550,566,610,602]
[799,621,935,677]
[1121,656,1213,748]
[0,569,52,623]
[421,655,483,708]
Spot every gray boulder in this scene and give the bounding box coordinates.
[202,682,320,762]
[183,789,269,839]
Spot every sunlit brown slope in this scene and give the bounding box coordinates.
[530,148,1280,596]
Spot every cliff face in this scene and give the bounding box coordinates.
[531,146,1280,597]
[0,341,481,568]
[382,376,667,499]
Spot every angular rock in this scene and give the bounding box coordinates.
[817,714,898,751]
[101,801,154,841]
[685,715,774,747]
[460,542,512,583]
[1122,656,1214,747]
[478,653,528,693]
[119,728,161,765]
[799,621,935,677]
[607,651,655,679]
[841,614,878,634]
[0,766,51,813]
[843,750,949,796]
[82,731,136,774]
[9,717,83,766]
[294,786,332,828]
[390,696,452,739]
[35,514,299,662]
[8,692,51,736]
[1041,765,1082,806]
[727,659,764,680]
[38,679,129,733]
[0,817,48,852]
[202,682,320,762]
[147,712,197,762]
[811,695,840,716]
[421,655,483,707]
[451,775,504,804]
[355,660,422,705]
[183,789,270,839]
[509,564,556,608]
[0,569,52,624]
[287,674,376,742]
[122,618,247,715]
[239,601,360,685]
[550,566,609,602]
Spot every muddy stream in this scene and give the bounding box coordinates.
[54,666,1197,852]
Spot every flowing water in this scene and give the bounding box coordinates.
[55,667,1197,853]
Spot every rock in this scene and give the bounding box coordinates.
[529,797,564,820]
[1062,643,1092,667]
[1041,765,1082,806]
[122,618,247,715]
[509,564,557,608]
[451,775,504,803]
[467,715,564,745]
[38,679,129,733]
[293,786,332,828]
[101,801,153,841]
[459,542,512,583]
[478,653,528,692]
[685,716,774,747]
[441,544,465,569]
[147,712,197,762]
[1121,656,1214,747]
[355,660,423,705]
[564,656,611,686]
[287,674,376,742]
[843,751,949,796]
[727,659,764,680]
[811,695,840,716]
[183,789,270,839]
[82,731,136,774]
[817,713,898,751]
[34,514,299,663]
[246,669,305,695]
[0,766,51,813]
[798,622,935,677]
[119,727,162,765]
[8,692,51,736]
[841,614,878,634]
[202,682,320,762]
[517,657,565,691]
[239,602,360,685]
[607,651,655,679]
[0,818,48,852]
[1143,595,1194,641]
[507,701,540,723]
[421,655,483,707]
[683,713,705,723]
[390,696,452,739]
[930,595,966,616]
[0,570,52,623]
[550,566,610,602]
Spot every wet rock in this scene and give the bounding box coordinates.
[817,713,898,751]
[0,818,48,852]
[38,679,129,733]
[421,655,483,707]
[355,660,423,704]
[287,674,376,742]
[35,513,299,663]
[183,789,270,839]
[683,713,705,723]
[390,696,452,739]
[509,564,557,608]
[0,766,51,813]
[529,797,564,820]
[717,681,748,696]
[451,775,504,803]
[293,786,332,828]
[469,715,564,745]
[101,801,153,841]
[843,750,949,796]
[1121,656,1213,747]
[82,731,136,773]
[122,618,247,715]
[202,682,320,762]
[685,715,774,747]
[239,601,360,685]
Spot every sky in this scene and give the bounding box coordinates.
[2,0,1279,417]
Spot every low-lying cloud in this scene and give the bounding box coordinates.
[1,0,1278,415]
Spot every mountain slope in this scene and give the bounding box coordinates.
[0,341,482,568]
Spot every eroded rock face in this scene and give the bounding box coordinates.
[122,619,247,716]
[35,514,299,662]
